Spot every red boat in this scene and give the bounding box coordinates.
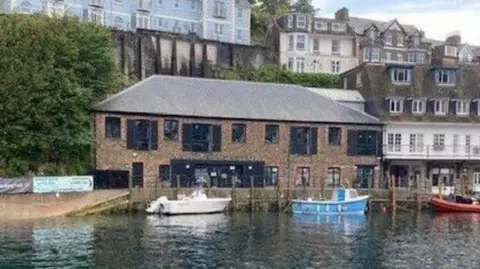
[429,197,480,213]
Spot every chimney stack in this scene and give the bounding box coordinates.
[335,7,349,21]
[445,31,461,45]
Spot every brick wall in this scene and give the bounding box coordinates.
[94,113,381,188]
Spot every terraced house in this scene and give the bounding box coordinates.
[341,62,480,195]
[268,7,431,74]
[92,75,383,190]
[1,0,251,44]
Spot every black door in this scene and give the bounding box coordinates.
[132,162,144,188]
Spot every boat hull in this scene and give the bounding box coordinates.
[292,196,369,215]
[429,198,480,213]
[159,198,232,215]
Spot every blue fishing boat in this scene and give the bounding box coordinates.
[292,188,369,215]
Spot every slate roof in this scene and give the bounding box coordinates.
[93,75,380,125]
[347,17,417,35]
[306,88,365,103]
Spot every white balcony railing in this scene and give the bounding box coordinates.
[383,144,480,160]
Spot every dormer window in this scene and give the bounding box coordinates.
[368,29,376,40]
[389,98,404,113]
[287,15,293,28]
[435,70,456,85]
[445,45,457,57]
[314,21,327,31]
[397,35,404,47]
[413,36,420,47]
[390,68,411,84]
[411,99,425,114]
[434,99,449,115]
[455,100,470,116]
[332,23,345,32]
[385,32,392,45]
[296,15,306,28]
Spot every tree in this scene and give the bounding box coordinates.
[0,14,120,176]
[251,0,293,44]
[292,0,317,15]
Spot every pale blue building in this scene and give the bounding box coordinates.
[0,0,251,44]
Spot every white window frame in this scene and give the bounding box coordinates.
[288,35,294,51]
[313,38,319,51]
[315,21,327,30]
[436,70,455,85]
[287,58,294,71]
[296,15,306,28]
[236,29,242,41]
[331,39,340,55]
[433,134,445,152]
[214,23,224,35]
[411,99,425,114]
[465,135,471,153]
[296,35,306,51]
[434,99,449,115]
[389,98,404,113]
[416,53,425,64]
[445,45,458,57]
[386,52,391,61]
[89,8,104,25]
[385,32,392,45]
[387,133,402,152]
[397,34,404,47]
[453,134,459,153]
[409,133,424,153]
[213,1,226,18]
[371,48,380,61]
[137,13,150,29]
[113,17,124,29]
[296,57,305,73]
[331,61,340,73]
[456,100,469,115]
[391,68,411,84]
[287,15,293,28]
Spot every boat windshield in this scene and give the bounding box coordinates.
[349,189,358,199]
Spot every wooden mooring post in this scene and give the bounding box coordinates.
[231,176,237,210]
[390,176,396,214]
[250,176,254,212]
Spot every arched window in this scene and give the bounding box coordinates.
[114,17,123,29]
[19,1,33,14]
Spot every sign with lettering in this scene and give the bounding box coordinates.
[33,176,94,193]
[0,177,33,194]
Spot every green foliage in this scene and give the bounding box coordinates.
[0,14,120,177]
[216,65,340,88]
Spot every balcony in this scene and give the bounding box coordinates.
[137,0,151,11]
[383,144,480,160]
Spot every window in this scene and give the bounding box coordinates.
[390,68,411,83]
[264,167,278,186]
[296,15,306,28]
[237,8,243,18]
[19,1,33,13]
[434,99,449,115]
[456,100,469,115]
[368,29,376,40]
[409,133,424,152]
[213,1,226,18]
[127,120,158,151]
[364,47,380,61]
[296,35,306,50]
[397,53,403,62]
[287,15,293,28]
[397,35,403,46]
[348,130,379,156]
[158,165,170,184]
[287,58,294,71]
[389,99,403,113]
[138,0,150,9]
[332,23,345,31]
[315,21,326,30]
[265,124,279,143]
[182,123,221,152]
[385,32,392,45]
[355,166,374,188]
[105,117,121,138]
[325,167,341,187]
[290,127,317,155]
[214,24,224,35]
[313,38,319,51]
[466,135,471,153]
[413,36,420,47]
[332,40,340,54]
[412,99,425,114]
[387,133,401,152]
[331,61,340,73]
[371,47,380,61]
[236,29,242,41]
[137,13,149,28]
[445,45,457,57]
[385,52,391,61]
[295,167,310,187]
[157,0,162,5]
[113,17,124,29]
[296,57,305,73]
[453,134,459,153]
[231,123,246,143]
[174,0,179,7]
[433,134,445,151]
[416,53,425,64]
[164,119,179,141]
[288,35,294,51]
[328,127,341,145]
[435,70,456,85]
[89,8,103,24]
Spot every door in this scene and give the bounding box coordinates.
[132,162,144,188]
[473,172,480,193]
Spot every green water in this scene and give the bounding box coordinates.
[0,213,479,269]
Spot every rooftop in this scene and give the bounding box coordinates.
[306,88,365,103]
[93,75,380,125]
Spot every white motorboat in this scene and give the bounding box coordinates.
[145,186,232,215]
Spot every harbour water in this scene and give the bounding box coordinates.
[1,212,479,269]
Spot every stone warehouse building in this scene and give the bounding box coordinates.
[92,75,383,189]
[341,62,480,194]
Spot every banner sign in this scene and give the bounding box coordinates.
[0,177,33,194]
[33,176,94,194]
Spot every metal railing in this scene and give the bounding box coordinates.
[383,144,480,159]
